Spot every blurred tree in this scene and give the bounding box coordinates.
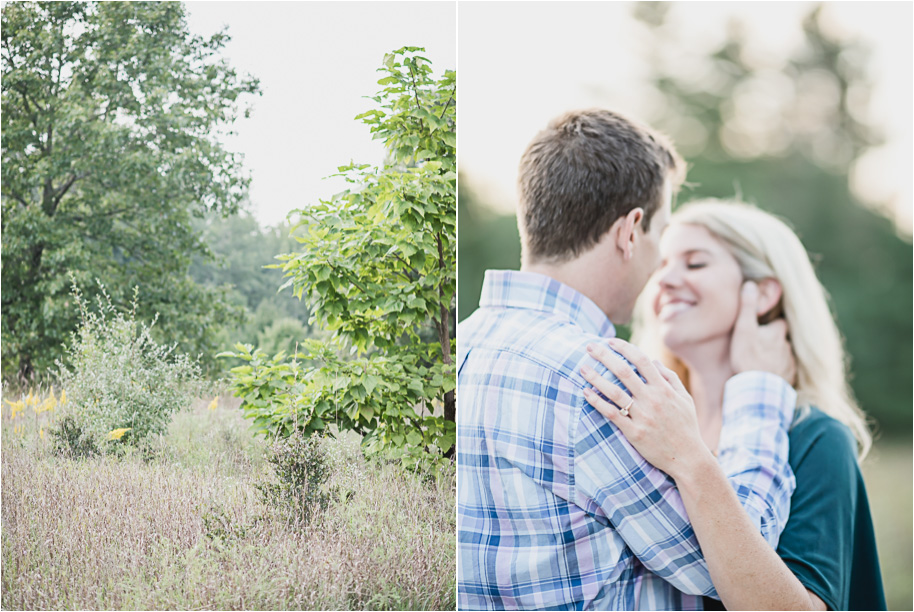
[456,178,520,322]
[190,211,302,316]
[189,210,314,372]
[1,1,259,379]
[630,1,912,436]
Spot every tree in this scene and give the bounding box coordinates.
[1,1,260,379]
[223,47,456,470]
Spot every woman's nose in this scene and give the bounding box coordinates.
[656,262,683,288]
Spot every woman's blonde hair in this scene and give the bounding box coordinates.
[632,198,872,458]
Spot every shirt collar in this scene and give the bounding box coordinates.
[479,270,617,338]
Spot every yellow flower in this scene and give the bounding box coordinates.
[39,428,45,439]
[25,389,36,407]
[37,395,56,414]
[6,400,25,419]
[107,428,132,441]
[207,397,218,411]
[60,389,68,405]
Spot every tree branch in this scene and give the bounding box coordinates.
[406,64,426,133]
[5,189,31,208]
[326,260,370,296]
[51,172,90,210]
[438,95,453,120]
[390,252,420,278]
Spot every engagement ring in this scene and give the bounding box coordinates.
[619,397,634,417]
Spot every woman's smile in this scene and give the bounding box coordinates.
[650,224,744,352]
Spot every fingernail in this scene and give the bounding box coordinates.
[583,387,593,398]
[607,338,619,346]
[743,281,758,297]
[581,365,594,378]
[586,344,596,354]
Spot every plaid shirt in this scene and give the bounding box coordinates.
[457,270,796,611]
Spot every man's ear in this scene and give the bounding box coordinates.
[756,277,783,322]
[614,207,644,261]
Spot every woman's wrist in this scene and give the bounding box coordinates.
[665,445,719,484]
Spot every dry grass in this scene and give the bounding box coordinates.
[1,397,456,610]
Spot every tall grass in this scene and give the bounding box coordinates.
[861,440,913,611]
[1,396,456,610]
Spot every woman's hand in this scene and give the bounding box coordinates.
[730,281,797,385]
[580,338,715,480]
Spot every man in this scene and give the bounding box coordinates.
[457,109,796,610]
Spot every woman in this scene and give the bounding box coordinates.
[580,199,885,610]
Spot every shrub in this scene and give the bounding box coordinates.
[54,281,203,450]
[48,414,99,458]
[256,431,332,526]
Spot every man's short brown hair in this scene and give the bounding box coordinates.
[517,109,685,263]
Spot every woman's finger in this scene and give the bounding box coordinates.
[760,317,788,337]
[587,338,663,393]
[587,347,648,399]
[604,338,664,387]
[583,387,634,435]
[653,360,688,396]
[580,364,632,408]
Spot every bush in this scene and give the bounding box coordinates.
[256,431,332,526]
[48,414,99,458]
[54,281,203,450]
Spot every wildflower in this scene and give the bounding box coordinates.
[6,400,25,419]
[107,428,132,441]
[25,389,36,407]
[207,397,218,411]
[37,395,57,414]
[40,428,45,439]
[60,389,68,405]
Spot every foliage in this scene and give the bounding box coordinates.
[255,431,332,527]
[256,318,312,359]
[457,177,521,322]
[48,414,99,458]
[188,210,313,374]
[54,281,204,449]
[222,47,456,471]
[1,1,260,380]
[190,211,303,316]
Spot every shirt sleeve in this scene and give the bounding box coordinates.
[717,372,798,549]
[572,367,797,597]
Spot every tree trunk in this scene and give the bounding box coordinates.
[436,233,456,459]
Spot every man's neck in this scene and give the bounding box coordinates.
[521,243,630,323]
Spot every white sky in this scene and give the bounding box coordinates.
[185,1,456,228]
[458,1,912,236]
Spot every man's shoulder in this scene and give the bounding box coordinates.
[459,305,609,387]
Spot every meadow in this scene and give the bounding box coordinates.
[1,392,456,610]
[2,388,910,610]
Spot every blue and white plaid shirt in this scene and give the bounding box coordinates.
[457,270,796,610]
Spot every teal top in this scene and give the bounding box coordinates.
[706,407,886,611]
